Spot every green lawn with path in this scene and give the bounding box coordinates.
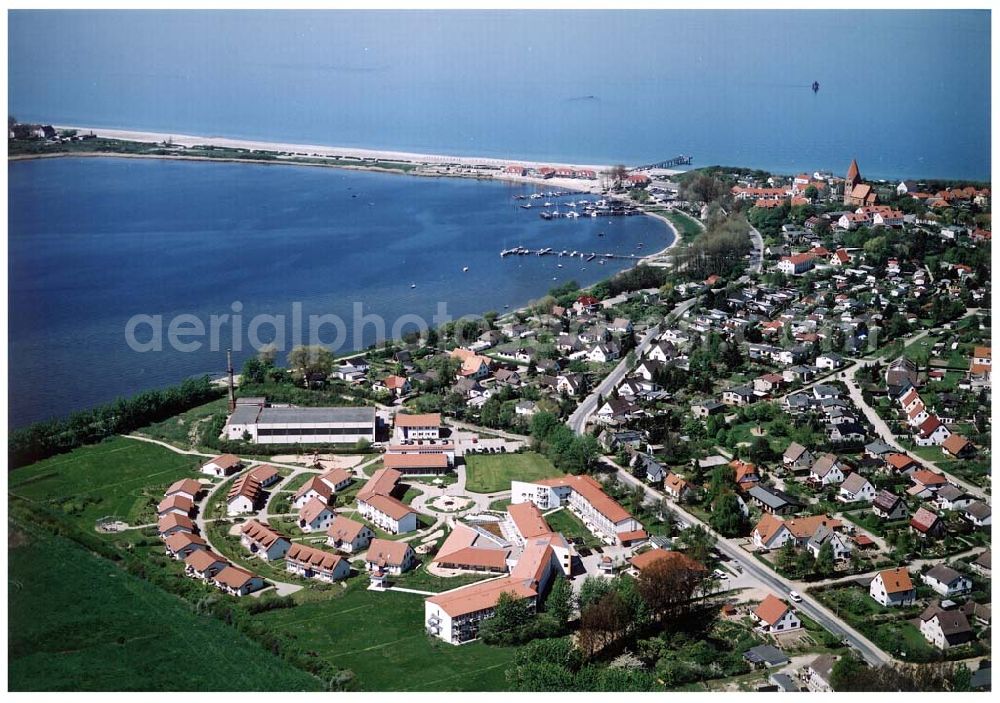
[10,434,521,691]
[463,451,563,494]
[542,508,603,549]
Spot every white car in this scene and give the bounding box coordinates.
[789,590,803,603]
[714,569,729,580]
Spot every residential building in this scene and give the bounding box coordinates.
[872,490,909,520]
[285,543,350,583]
[200,454,243,478]
[298,496,336,533]
[165,478,205,502]
[510,475,644,546]
[837,473,876,503]
[212,565,265,597]
[226,472,263,516]
[922,565,973,597]
[326,515,375,553]
[184,550,228,580]
[870,567,916,607]
[356,468,419,534]
[240,520,291,561]
[919,606,974,650]
[394,412,442,441]
[752,594,801,634]
[752,514,842,551]
[365,539,417,575]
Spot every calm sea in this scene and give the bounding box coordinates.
[7,10,991,181]
[8,157,671,426]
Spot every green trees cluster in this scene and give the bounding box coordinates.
[506,637,658,691]
[529,412,599,475]
[10,376,222,468]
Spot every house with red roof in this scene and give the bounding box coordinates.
[752,594,801,634]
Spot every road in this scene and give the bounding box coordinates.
[748,224,763,274]
[568,296,698,434]
[604,458,891,667]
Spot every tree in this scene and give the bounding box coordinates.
[814,541,835,577]
[545,575,574,628]
[578,575,613,611]
[478,591,532,645]
[287,345,334,384]
[577,590,631,659]
[241,356,269,385]
[678,524,716,565]
[635,554,709,621]
[709,491,749,537]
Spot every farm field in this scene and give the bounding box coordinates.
[8,518,324,691]
[463,451,563,494]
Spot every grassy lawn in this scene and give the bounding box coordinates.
[133,397,229,450]
[463,452,563,494]
[488,497,512,512]
[254,580,515,691]
[8,518,322,691]
[662,210,703,242]
[8,436,203,530]
[542,508,602,549]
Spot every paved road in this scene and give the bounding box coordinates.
[568,296,698,435]
[748,224,763,274]
[605,459,891,666]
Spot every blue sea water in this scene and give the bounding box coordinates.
[8,157,671,426]
[7,10,991,180]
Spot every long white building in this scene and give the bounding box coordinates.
[510,475,645,546]
[224,403,376,445]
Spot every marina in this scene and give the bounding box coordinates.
[500,246,644,261]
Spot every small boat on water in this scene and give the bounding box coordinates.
[462,266,469,272]
[410,283,416,288]
[598,232,605,237]
[557,263,563,268]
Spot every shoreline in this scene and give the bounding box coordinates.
[9,129,683,428]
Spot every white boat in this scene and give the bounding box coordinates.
[462,266,469,272]
[557,263,563,268]
[410,283,417,288]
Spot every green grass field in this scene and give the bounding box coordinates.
[463,452,563,494]
[543,508,603,549]
[8,518,323,691]
[254,580,515,691]
[8,436,204,530]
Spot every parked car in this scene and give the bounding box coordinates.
[789,590,803,603]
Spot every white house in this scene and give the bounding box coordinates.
[212,565,265,597]
[870,567,916,607]
[240,520,291,561]
[285,543,351,583]
[752,594,801,634]
[837,473,876,503]
[298,497,336,533]
[365,539,417,575]
[326,515,375,553]
[394,412,442,441]
[810,454,845,485]
[806,525,852,561]
[200,454,243,478]
[919,607,974,650]
[921,565,973,598]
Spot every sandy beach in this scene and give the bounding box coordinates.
[48,125,687,195]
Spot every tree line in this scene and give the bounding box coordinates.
[10,376,223,468]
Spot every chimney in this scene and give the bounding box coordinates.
[227,349,236,412]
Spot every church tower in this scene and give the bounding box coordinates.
[844,159,861,205]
